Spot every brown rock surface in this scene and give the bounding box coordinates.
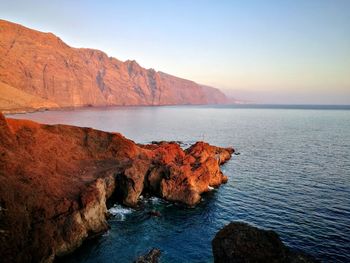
[212,222,318,263]
[0,19,230,113]
[134,248,161,263]
[0,113,233,262]
[0,81,59,113]
[117,141,234,207]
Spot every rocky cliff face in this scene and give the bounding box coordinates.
[0,113,233,262]
[0,19,230,112]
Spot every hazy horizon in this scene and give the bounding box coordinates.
[1,0,349,104]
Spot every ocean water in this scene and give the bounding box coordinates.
[8,105,350,262]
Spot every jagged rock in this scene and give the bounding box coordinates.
[115,141,234,207]
[0,113,233,262]
[212,222,318,263]
[158,142,233,205]
[134,248,161,263]
[0,19,231,113]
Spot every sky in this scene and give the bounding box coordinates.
[1,0,349,104]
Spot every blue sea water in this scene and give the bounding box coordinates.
[8,105,350,262]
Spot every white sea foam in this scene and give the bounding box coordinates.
[149,196,161,204]
[108,204,134,221]
[208,186,215,191]
[102,230,110,237]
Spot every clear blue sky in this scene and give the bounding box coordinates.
[1,0,349,104]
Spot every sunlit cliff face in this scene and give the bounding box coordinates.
[0,19,231,113]
[1,1,349,105]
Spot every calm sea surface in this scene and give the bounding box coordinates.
[8,105,350,262]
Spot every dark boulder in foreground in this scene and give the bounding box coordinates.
[134,248,161,263]
[212,222,318,263]
[0,113,233,262]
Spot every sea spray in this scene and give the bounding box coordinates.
[108,204,134,221]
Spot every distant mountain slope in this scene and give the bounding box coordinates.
[0,19,230,112]
[0,81,58,113]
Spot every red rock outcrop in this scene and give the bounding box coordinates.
[0,113,233,262]
[0,19,230,113]
[118,141,234,207]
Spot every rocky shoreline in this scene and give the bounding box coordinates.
[0,113,233,262]
[0,113,317,262]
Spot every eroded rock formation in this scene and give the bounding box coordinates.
[0,113,233,262]
[134,248,161,263]
[0,19,231,113]
[212,222,318,263]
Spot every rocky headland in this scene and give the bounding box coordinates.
[0,19,233,113]
[0,113,233,262]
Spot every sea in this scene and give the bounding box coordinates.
[8,105,350,263]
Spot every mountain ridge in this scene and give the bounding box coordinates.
[0,19,231,112]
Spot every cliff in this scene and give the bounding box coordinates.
[0,81,59,113]
[0,113,233,262]
[0,19,230,113]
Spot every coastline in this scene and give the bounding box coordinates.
[0,113,233,262]
[4,103,350,116]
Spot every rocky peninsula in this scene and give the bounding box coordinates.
[0,113,233,262]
